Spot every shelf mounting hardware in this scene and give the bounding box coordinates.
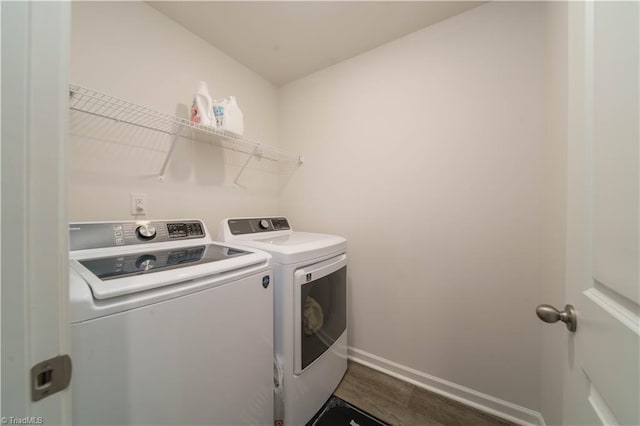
[159,125,185,181]
[234,145,262,186]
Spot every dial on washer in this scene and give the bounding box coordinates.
[135,254,157,271]
[136,224,157,240]
[258,219,270,230]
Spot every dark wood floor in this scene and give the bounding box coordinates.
[334,361,516,426]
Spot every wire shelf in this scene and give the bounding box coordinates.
[69,84,303,166]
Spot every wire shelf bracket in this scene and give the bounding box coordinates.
[233,146,262,186]
[158,125,185,181]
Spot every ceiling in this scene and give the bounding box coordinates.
[149,1,483,86]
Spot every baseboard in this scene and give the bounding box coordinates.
[347,347,546,426]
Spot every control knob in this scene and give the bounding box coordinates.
[258,219,270,230]
[135,254,157,271]
[136,224,157,240]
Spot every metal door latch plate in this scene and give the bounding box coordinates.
[31,354,72,402]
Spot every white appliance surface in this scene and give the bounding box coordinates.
[69,219,274,425]
[218,217,346,264]
[219,216,348,426]
[232,232,345,265]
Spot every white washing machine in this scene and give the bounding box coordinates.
[69,219,274,425]
[218,217,348,426]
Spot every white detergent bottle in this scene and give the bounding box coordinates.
[190,81,214,127]
[224,96,244,136]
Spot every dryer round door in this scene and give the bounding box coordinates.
[293,254,347,374]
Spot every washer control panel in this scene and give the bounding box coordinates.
[228,217,290,235]
[70,220,206,251]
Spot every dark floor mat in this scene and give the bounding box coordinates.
[307,395,391,426]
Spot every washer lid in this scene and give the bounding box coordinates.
[78,244,250,281]
[70,243,269,299]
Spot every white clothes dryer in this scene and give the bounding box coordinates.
[219,217,348,426]
[69,219,274,425]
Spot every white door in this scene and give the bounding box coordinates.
[561,2,639,425]
[1,1,71,423]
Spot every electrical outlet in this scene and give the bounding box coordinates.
[130,193,148,215]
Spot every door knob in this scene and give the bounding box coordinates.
[536,304,577,332]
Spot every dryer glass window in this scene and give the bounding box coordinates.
[300,266,346,370]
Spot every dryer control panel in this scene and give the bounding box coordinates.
[227,217,290,235]
[69,220,206,251]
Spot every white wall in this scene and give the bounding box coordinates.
[540,3,568,425]
[279,2,551,413]
[69,2,282,228]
